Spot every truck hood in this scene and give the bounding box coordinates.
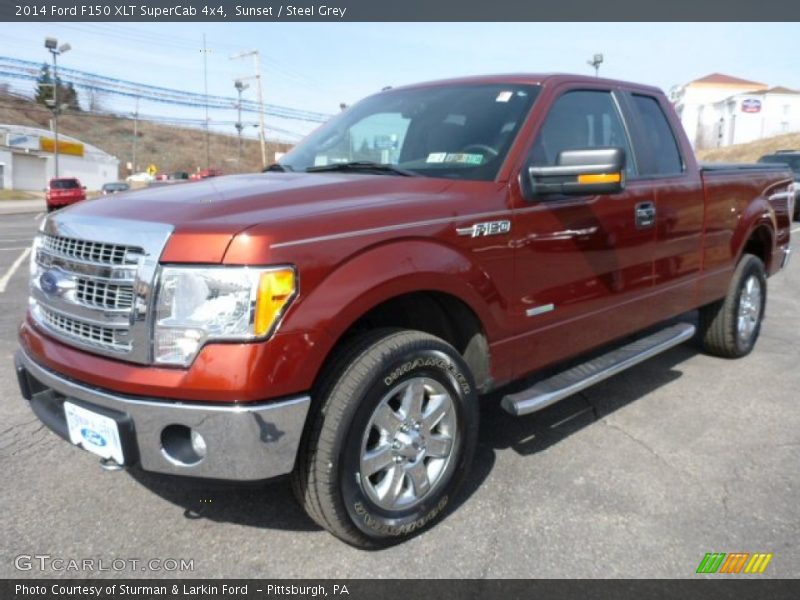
[63,173,455,262]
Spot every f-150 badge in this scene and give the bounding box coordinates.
[456,220,511,238]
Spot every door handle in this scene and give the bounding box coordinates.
[635,201,656,229]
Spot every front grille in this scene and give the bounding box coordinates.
[75,278,135,311]
[38,306,129,352]
[31,219,172,364]
[42,233,141,266]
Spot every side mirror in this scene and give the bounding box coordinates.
[527,147,625,196]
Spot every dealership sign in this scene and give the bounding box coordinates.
[39,137,85,157]
[741,99,762,113]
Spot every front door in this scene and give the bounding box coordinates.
[508,87,659,378]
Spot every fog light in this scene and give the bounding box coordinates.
[190,430,207,458]
[161,425,206,466]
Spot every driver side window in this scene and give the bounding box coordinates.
[530,90,635,177]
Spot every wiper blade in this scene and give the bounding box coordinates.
[306,161,418,177]
[264,163,293,172]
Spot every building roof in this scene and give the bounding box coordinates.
[690,73,767,87]
[0,123,117,163]
[750,86,800,95]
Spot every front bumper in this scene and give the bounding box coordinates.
[15,348,310,481]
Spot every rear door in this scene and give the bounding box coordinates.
[508,86,660,377]
[620,91,705,318]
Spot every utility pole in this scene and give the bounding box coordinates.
[234,79,249,167]
[132,97,139,174]
[44,37,70,178]
[587,53,603,77]
[231,50,267,169]
[201,34,211,170]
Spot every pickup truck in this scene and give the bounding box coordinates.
[15,74,794,547]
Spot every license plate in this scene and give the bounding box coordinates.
[64,402,124,464]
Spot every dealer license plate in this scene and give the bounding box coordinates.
[63,402,124,464]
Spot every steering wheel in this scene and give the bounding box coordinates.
[459,144,498,157]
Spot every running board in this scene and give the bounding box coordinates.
[501,323,696,417]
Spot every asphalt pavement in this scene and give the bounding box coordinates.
[0,210,798,578]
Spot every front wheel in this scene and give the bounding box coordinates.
[698,254,766,358]
[291,330,479,547]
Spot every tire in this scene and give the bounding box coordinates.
[698,254,767,358]
[46,205,55,213]
[291,329,479,547]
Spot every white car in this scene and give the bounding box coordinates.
[125,172,154,183]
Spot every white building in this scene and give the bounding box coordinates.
[671,74,800,150]
[0,124,119,191]
[708,87,800,148]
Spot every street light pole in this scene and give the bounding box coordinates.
[231,50,267,169]
[587,53,603,77]
[132,97,139,175]
[45,37,70,178]
[201,34,211,170]
[234,79,249,167]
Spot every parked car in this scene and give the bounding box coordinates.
[16,74,794,547]
[126,172,154,183]
[758,150,800,220]
[189,167,223,180]
[45,177,86,212]
[101,182,130,195]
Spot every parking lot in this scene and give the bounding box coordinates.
[0,210,798,579]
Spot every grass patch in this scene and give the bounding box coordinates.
[0,190,39,201]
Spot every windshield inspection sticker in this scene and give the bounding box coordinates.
[426,153,484,165]
[496,91,513,102]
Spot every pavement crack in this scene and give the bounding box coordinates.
[602,420,674,471]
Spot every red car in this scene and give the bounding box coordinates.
[45,177,86,212]
[189,168,223,180]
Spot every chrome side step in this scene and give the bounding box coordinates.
[501,323,696,417]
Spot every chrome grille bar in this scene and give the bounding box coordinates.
[36,305,131,353]
[41,233,141,266]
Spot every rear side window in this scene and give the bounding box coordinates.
[529,90,635,177]
[630,95,683,176]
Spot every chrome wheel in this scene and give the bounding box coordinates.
[737,275,762,345]
[359,377,457,511]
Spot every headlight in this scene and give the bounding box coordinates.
[154,265,296,366]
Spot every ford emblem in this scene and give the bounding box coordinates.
[80,427,107,447]
[39,271,59,295]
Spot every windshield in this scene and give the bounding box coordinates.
[280,83,541,181]
[758,155,800,173]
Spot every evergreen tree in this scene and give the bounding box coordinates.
[35,63,81,111]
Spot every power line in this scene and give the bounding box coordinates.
[0,56,331,122]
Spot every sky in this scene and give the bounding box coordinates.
[1,22,799,140]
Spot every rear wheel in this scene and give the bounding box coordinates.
[698,254,766,358]
[291,329,479,547]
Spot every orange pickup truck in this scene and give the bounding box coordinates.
[16,74,794,546]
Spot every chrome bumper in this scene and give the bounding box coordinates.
[15,348,310,481]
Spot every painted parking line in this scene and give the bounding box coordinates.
[0,247,30,251]
[792,225,800,234]
[34,213,44,221]
[0,248,31,293]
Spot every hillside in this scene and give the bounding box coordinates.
[696,132,800,163]
[0,92,292,178]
